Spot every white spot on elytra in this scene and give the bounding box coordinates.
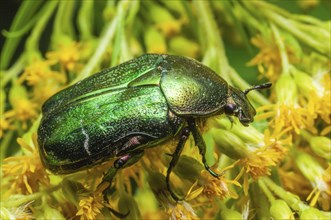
[80,120,91,155]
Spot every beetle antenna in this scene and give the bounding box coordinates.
[244,82,272,95]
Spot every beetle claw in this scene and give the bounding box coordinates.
[102,186,130,218]
[102,187,111,203]
[108,208,130,219]
[166,172,184,202]
[104,202,130,218]
[204,164,224,178]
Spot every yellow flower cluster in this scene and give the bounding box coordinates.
[1,1,330,219]
[76,195,104,220]
[2,135,50,195]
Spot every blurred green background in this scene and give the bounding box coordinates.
[1,0,330,85]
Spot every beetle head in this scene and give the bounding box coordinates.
[224,83,272,126]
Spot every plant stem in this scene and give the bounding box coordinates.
[73,15,117,82]
[25,1,59,54]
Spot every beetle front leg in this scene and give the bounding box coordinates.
[166,126,191,201]
[188,118,222,178]
[101,151,144,202]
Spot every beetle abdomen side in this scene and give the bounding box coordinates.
[160,55,229,116]
[38,86,181,174]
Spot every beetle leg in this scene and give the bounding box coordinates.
[166,127,190,201]
[166,126,190,201]
[226,115,235,128]
[188,118,222,178]
[102,151,144,202]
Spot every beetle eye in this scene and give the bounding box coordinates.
[224,103,236,115]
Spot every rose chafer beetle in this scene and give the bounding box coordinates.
[38,54,271,201]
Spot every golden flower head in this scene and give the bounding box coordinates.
[295,152,330,210]
[167,201,198,220]
[248,32,299,82]
[5,82,39,130]
[199,169,240,200]
[76,195,104,220]
[0,111,15,138]
[2,135,50,195]
[19,59,57,86]
[46,40,81,72]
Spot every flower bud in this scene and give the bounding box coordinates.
[300,207,331,220]
[220,208,242,219]
[291,67,317,98]
[212,117,263,145]
[212,128,249,159]
[275,73,298,105]
[169,36,199,58]
[295,152,328,192]
[173,155,203,182]
[309,136,331,159]
[270,200,294,219]
[148,3,181,37]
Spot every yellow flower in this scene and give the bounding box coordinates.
[199,170,240,200]
[76,195,104,220]
[256,67,329,135]
[6,99,39,130]
[248,34,298,82]
[147,3,184,38]
[147,171,200,219]
[2,135,50,195]
[0,111,15,137]
[18,58,66,104]
[145,27,167,54]
[262,177,330,219]
[296,153,331,211]
[257,103,317,135]
[3,80,39,130]
[312,72,331,125]
[32,81,64,105]
[278,169,312,200]
[75,181,108,220]
[292,67,330,126]
[167,201,199,220]
[155,20,183,38]
[236,128,289,194]
[47,41,81,71]
[19,59,58,86]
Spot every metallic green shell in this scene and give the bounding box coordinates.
[160,55,228,116]
[38,54,176,174]
[41,54,163,116]
[38,54,232,174]
[39,86,181,173]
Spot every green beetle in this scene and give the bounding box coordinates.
[38,54,271,201]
